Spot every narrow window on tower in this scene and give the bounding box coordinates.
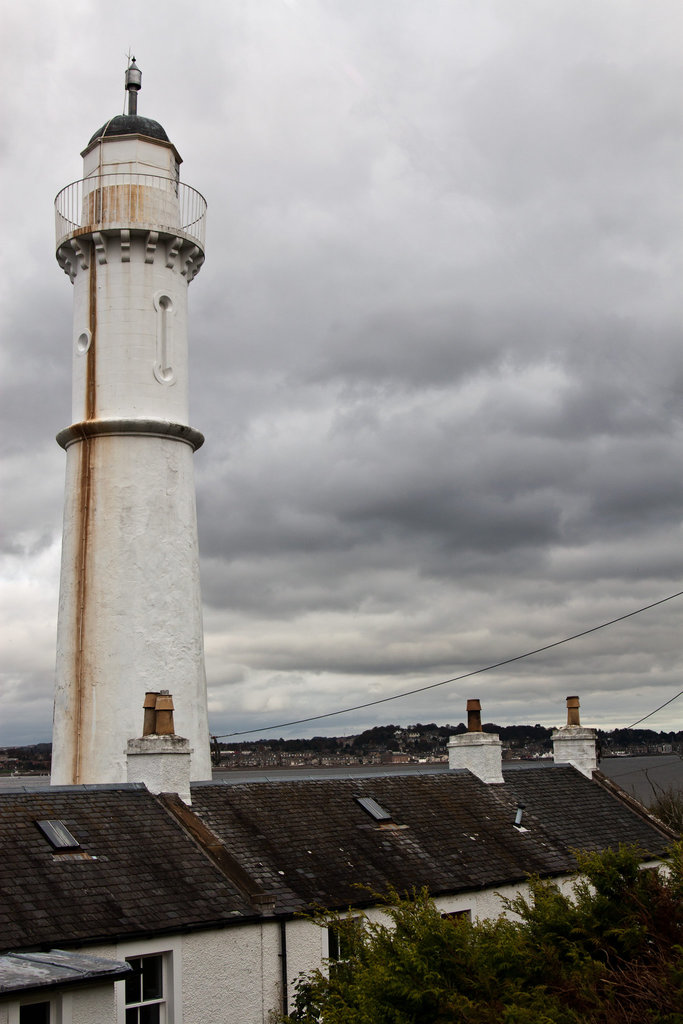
[76,329,91,355]
[153,293,175,385]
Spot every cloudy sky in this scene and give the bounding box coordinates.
[1,0,682,746]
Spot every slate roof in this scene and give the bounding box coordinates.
[504,766,673,853]
[0,768,673,952]
[0,950,130,995]
[186,765,673,914]
[0,784,255,953]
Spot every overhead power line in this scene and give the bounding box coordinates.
[627,689,683,729]
[213,588,683,739]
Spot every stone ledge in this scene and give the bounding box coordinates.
[56,418,204,451]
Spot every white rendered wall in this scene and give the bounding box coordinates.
[552,727,598,778]
[448,732,504,784]
[69,241,190,424]
[127,736,193,805]
[69,985,117,1024]
[87,928,278,1024]
[180,920,326,1022]
[52,433,210,783]
[182,923,281,1024]
[432,877,577,922]
[86,919,354,1023]
[82,135,180,181]
[1,986,117,1024]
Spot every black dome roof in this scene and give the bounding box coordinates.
[88,114,169,146]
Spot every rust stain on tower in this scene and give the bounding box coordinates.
[71,434,92,784]
[69,244,99,782]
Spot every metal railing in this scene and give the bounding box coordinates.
[55,173,207,250]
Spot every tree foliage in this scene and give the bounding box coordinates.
[281,843,683,1024]
[649,788,683,836]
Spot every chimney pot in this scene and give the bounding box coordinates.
[155,694,175,735]
[143,691,160,735]
[466,698,482,732]
[566,695,581,727]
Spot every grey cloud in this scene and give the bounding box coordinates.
[1,1,682,745]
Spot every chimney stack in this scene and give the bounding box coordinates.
[448,699,503,784]
[551,695,597,778]
[127,692,193,804]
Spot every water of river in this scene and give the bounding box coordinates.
[1,753,681,805]
[598,754,682,805]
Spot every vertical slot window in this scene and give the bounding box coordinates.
[153,293,175,385]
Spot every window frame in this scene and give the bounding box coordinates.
[8,995,61,1024]
[114,939,180,1024]
[441,908,472,922]
[327,915,364,979]
[124,954,166,1023]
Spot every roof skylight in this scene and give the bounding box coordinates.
[35,819,81,850]
[354,795,393,822]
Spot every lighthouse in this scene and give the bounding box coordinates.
[52,61,212,785]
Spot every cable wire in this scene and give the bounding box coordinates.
[627,689,683,729]
[213,588,683,739]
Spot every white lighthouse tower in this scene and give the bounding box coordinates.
[52,61,212,785]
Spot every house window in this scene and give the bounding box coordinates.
[19,1004,51,1024]
[125,954,166,1023]
[442,909,472,922]
[328,917,362,967]
[327,924,343,962]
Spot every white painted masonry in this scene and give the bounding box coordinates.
[448,731,504,784]
[551,696,598,778]
[552,726,598,778]
[0,976,119,1024]
[65,884,582,1024]
[127,734,193,804]
[52,88,211,785]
